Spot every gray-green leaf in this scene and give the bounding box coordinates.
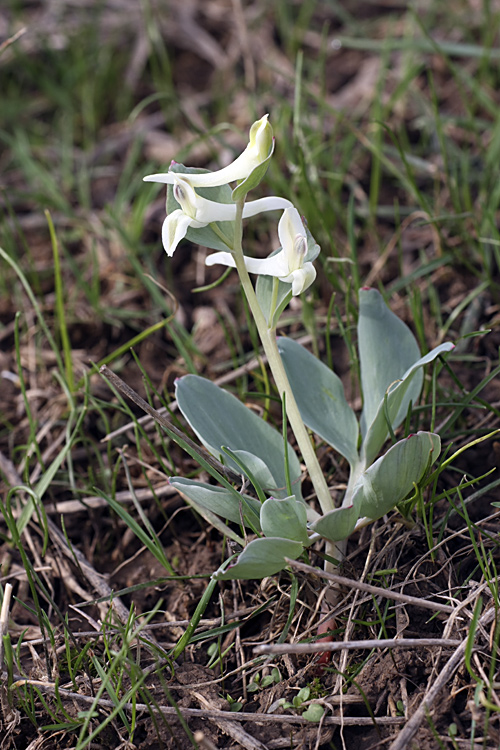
[310,499,361,542]
[278,337,359,468]
[256,273,292,328]
[215,537,304,579]
[361,343,453,466]
[168,477,261,530]
[358,287,422,439]
[176,375,302,499]
[356,431,441,521]
[302,704,325,722]
[312,431,441,542]
[260,496,310,544]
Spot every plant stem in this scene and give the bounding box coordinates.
[231,198,333,516]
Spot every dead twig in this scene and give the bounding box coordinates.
[388,606,496,750]
[0,27,26,57]
[42,482,175,515]
[4,675,405,726]
[254,637,462,656]
[0,584,13,673]
[194,691,267,750]
[0,450,131,626]
[101,332,315,443]
[287,558,455,615]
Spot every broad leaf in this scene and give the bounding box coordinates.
[168,477,261,530]
[356,431,441,520]
[310,500,361,543]
[229,450,285,500]
[260,496,310,544]
[176,375,302,498]
[312,431,440,542]
[361,342,453,466]
[278,337,359,467]
[167,164,235,252]
[359,288,422,438]
[215,537,304,579]
[302,704,325,723]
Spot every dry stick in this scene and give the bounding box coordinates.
[101,357,261,442]
[0,450,131,626]
[43,482,175,515]
[287,558,455,615]
[4,676,405,726]
[333,528,378,701]
[0,583,13,718]
[0,583,13,670]
[99,365,240,483]
[45,518,131,625]
[4,458,166,655]
[388,606,496,750]
[254,637,462,656]
[11,605,260,649]
[0,27,26,55]
[194,691,267,750]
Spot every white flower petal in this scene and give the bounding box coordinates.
[205,251,236,268]
[194,198,238,223]
[181,115,273,187]
[206,249,290,277]
[143,172,177,185]
[278,207,308,271]
[150,166,292,229]
[279,263,317,296]
[160,191,292,256]
[195,194,291,223]
[244,196,293,214]
[162,210,193,256]
[206,205,317,295]
[144,116,273,188]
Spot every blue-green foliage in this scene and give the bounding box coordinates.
[173,288,453,579]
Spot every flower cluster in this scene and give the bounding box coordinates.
[143,115,317,296]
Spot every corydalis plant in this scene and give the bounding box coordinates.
[173,288,452,579]
[144,116,453,580]
[144,116,328,519]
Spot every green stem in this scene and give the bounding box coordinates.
[270,276,280,317]
[323,465,363,573]
[231,198,333,516]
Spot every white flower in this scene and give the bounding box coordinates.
[161,174,291,256]
[206,207,317,296]
[144,115,273,189]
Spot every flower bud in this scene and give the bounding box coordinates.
[144,115,274,189]
[246,115,273,167]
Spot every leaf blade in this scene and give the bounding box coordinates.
[176,375,302,498]
[278,337,359,467]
